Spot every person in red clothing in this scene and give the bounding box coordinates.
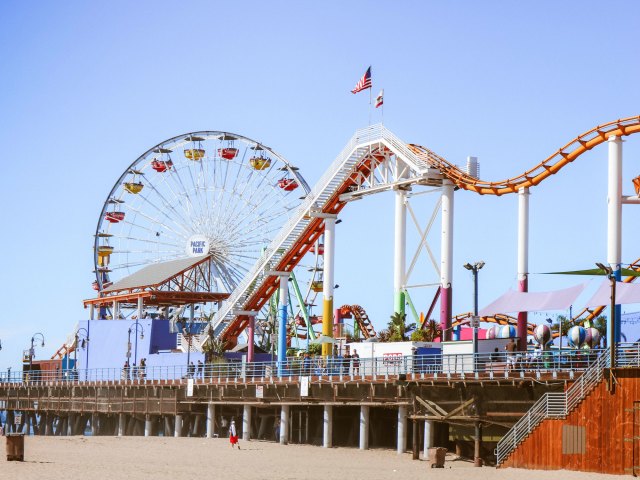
[229,419,240,449]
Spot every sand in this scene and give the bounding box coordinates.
[0,436,622,480]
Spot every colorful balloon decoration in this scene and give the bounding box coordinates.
[485,326,498,340]
[584,327,602,348]
[533,324,551,346]
[498,325,516,338]
[567,326,587,348]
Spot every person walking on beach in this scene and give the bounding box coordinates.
[229,419,240,449]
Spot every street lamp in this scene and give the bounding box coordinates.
[29,333,45,379]
[127,322,145,367]
[176,318,194,375]
[74,327,89,380]
[464,261,485,369]
[596,262,616,374]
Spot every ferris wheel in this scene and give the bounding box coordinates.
[93,131,311,296]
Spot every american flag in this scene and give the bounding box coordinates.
[351,66,372,94]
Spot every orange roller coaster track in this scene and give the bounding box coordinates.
[409,116,640,196]
[223,116,640,347]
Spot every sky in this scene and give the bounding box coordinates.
[1,0,639,369]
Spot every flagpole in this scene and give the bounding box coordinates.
[368,87,372,126]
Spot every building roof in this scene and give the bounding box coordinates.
[103,255,209,293]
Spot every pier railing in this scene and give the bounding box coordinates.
[496,342,640,466]
[1,348,607,385]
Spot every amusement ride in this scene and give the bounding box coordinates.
[49,116,640,366]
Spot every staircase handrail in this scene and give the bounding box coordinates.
[208,124,437,338]
[496,348,610,465]
[209,124,395,334]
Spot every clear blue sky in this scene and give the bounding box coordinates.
[1,0,639,368]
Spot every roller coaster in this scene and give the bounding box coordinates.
[209,116,640,349]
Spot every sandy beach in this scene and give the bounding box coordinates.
[0,436,622,480]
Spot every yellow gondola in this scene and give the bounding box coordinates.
[124,182,144,194]
[184,148,205,160]
[311,280,323,293]
[250,156,272,170]
[97,245,114,259]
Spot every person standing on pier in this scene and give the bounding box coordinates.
[352,349,360,375]
[505,338,517,371]
[197,360,203,378]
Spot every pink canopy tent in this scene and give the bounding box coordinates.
[479,283,587,316]
[584,279,640,307]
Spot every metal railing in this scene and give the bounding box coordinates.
[2,349,604,386]
[496,343,640,465]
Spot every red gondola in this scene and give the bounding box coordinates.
[278,178,298,191]
[151,159,173,172]
[105,211,125,223]
[92,280,99,291]
[218,148,239,160]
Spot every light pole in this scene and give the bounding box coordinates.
[74,327,89,380]
[464,261,485,369]
[29,333,45,380]
[596,262,616,375]
[127,322,145,367]
[177,318,193,375]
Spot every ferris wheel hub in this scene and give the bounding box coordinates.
[186,234,210,257]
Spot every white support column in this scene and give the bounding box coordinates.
[397,406,407,454]
[359,405,370,450]
[423,420,434,459]
[322,216,337,357]
[280,405,289,445]
[608,135,623,343]
[118,413,125,437]
[112,301,119,320]
[243,404,251,441]
[174,414,182,438]
[323,405,333,448]
[145,415,153,437]
[517,187,530,351]
[440,180,454,341]
[89,304,95,321]
[206,403,215,438]
[137,296,144,320]
[394,189,407,315]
